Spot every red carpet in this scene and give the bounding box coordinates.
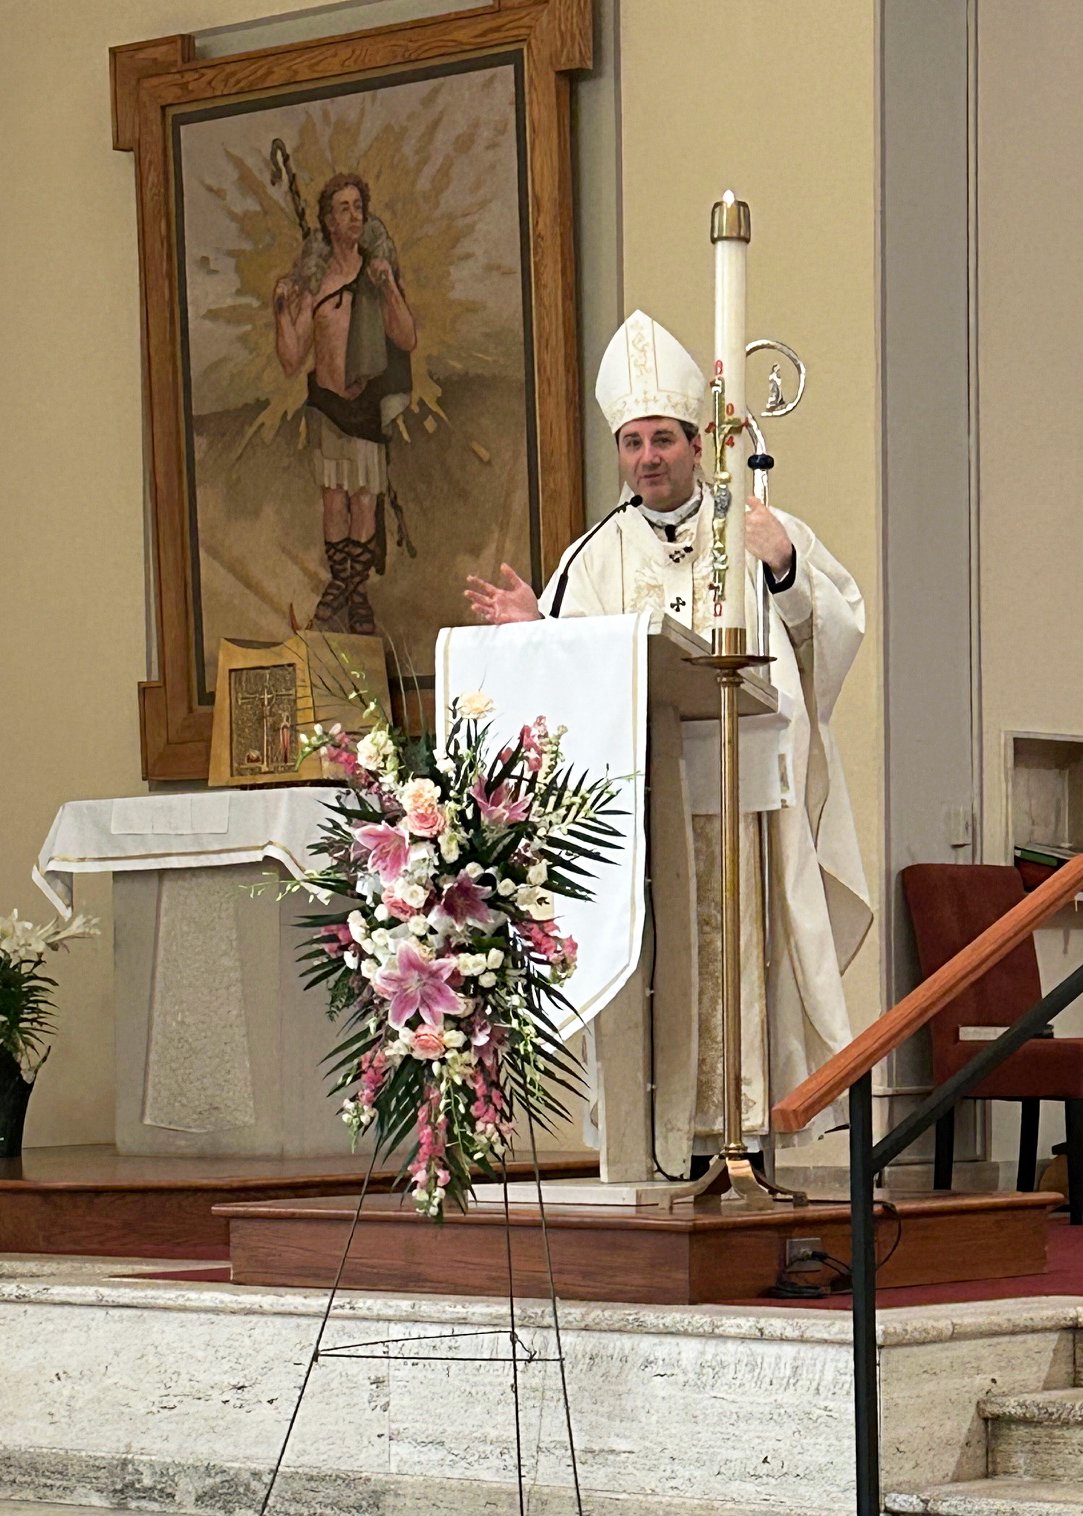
[785,1213,1083,1309]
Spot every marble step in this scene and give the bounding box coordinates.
[885,1476,1083,1514]
[981,1389,1083,1480]
[0,1507,140,1515]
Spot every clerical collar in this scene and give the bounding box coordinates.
[636,486,703,542]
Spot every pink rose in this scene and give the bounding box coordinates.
[409,1026,449,1060]
[382,891,416,922]
[401,778,446,838]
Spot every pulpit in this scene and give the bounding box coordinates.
[436,610,789,1193]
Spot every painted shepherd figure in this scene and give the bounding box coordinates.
[273,173,417,635]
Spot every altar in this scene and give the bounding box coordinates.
[34,789,353,1159]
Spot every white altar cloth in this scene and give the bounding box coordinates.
[436,612,650,1037]
[33,789,336,917]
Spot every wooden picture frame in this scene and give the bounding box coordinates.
[112,0,590,781]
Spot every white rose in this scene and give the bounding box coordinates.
[361,958,379,979]
[527,861,548,886]
[458,691,494,719]
[465,862,484,880]
[408,916,429,937]
[399,882,427,909]
[486,948,505,969]
[478,971,497,988]
[497,878,516,897]
[371,928,392,950]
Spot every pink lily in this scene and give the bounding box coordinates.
[432,870,500,933]
[469,777,532,827]
[371,942,461,1029]
[353,822,410,885]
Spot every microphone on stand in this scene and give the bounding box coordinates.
[547,497,641,617]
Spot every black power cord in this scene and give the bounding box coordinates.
[766,1200,904,1299]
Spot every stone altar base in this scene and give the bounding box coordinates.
[1,1257,1081,1515]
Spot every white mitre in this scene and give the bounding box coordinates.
[595,309,707,434]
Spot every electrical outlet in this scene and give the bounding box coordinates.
[785,1236,822,1273]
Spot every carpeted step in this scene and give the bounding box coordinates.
[885,1476,1083,1514]
[981,1388,1083,1480]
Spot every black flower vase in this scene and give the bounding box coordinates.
[0,1049,33,1159]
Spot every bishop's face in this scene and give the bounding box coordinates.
[616,416,701,511]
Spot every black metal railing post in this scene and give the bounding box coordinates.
[849,1071,879,1516]
[845,959,1083,1515]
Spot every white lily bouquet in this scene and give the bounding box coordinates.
[0,909,99,1157]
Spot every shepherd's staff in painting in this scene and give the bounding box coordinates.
[270,138,314,244]
[270,139,418,635]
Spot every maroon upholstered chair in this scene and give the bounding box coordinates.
[900,862,1083,1223]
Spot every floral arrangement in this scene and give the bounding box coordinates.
[296,693,622,1217]
[0,910,100,1077]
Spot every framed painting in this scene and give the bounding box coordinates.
[111,0,590,780]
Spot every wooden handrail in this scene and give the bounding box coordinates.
[771,854,1083,1134]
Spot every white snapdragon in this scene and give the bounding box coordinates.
[398,881,427,910]
[438,830,462,863]
[343,949,359,971]
[408,915,429,938]
[516,885,555,921]
[486,948,505,969]
[374,903,390,923]
[478,971,497,988]
[456,952,488,977]
[406,842,436,876]
[346,909,367,945]
[526,861,548,886]
[356,728,396,772]
[360,958,379,979]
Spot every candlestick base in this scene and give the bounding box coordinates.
[656,1154,808,1214]
[687,652,774,674]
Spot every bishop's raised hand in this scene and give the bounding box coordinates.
[464,563,541,624]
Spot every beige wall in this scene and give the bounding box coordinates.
[0,0,343,1146]
[0,0,884,1156]
[619,0,885,1163]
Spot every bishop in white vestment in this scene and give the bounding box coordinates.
[466,310,871,1160]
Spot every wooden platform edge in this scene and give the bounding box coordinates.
[219,1191,1062,1305]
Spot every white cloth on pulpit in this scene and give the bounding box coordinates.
[538,489,872,1142]
[436,612,650,1036]
[33,788,336,916]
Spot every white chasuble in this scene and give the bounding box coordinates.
[538,492,872,1147]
